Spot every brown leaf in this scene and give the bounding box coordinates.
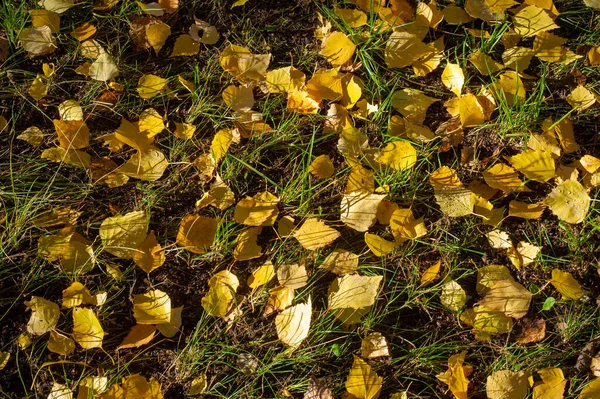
[515,318,546,344]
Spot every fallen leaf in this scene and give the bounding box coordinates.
[25,296,60,335]
[441,280,467,312]
[509,150,555,183]
[341,193,386,232]
[277,262,308,290]
[512,5,558,37]
[137,74,169,99]
[48,330,75,356]
[442,63,465,96]
[345,356,382,399]
[479,279,532,318]
[171,34,200,57]
[361,332,389,359]
[30,10,60,33]
[100,210,148,259]
[117,324,156,350]
[545,180,590,224]
[293,218,341,250]
[320,249,359,275]
[53,120,89,149]
[233,227,263,261]
[549,269,587,300]
[48,383,73,399]
[19,26,56,56]
[265,285,295,316]
[436,351,470,399]
[72,307,104,349]
[533,367,566,399]
[391,88,438,124]
[276,298,312,347]
[234,192,279,226]
[89,53,119,82]
[486,369,530,399]
[515,318,546,344]
[202,270,239,318]
[248,261,275,288]
[220,44,270,83]
[376,141,417,171]
[385,31,432,69]
[71,22,96,41]
[18,126,44,146]
[321,31,355,66]
[133,289,171,324]
[133,231,165,273]
[566,85,596,112]
[309,155,335,179]
[176,214,217,254]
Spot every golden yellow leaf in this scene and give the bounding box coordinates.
[545,180,590,224]
[512,5,559,37]
[361,332,389,359]
[58,100,83,121]
[188,374,208,396]
[341,193,386,232]
[277,262,308,290]
[117,324,156,350]
[42,147,91,168]
[133,231,164,273]
[223,84,254,112]
[578,377,600,399]
[376,141,417,171]
[137,74,169,99]
[189,19,218,44]
[469,50,503,75]
[62,281,94,308]
[457,93,488,127]
[436,351,470,399]
[552,117,579,153]
[431,181,475,218]
[441,280,467,311]
[53,120,89,150]
[266,66,305,93]
[202,270,239,318]
[220,44,270,83]
[48,330,75,356]
[336,7,367,27]
[48,382,72,399]
[385,31,431,69]
[177,75,196,93]
[549,269,586,300]
[483,163,524,192]
[119,147,169,181]
[309,155,334,179]
[486,370,530,399]
[138,108,165,137]
[170,34,200,57]
[341,73,362,108]
[264,285,295,316]
[31,10,60,33]
[508,201,545,219]
[391,88,438,124]
[25,297,59,335]
[133,289,171,324]
[420,260,441,286]
[508,150,555,183]
[146,22,170,54]
[306,68,344,102]
[320,249,358,276]
[71,22,96,41]
[364,233,396,257]
[320,31,355,66]
[389,208,427,242]
[19,26,56,56]
[287,89,321,114]
[18,126,44,146]
[443,5,473,24]
[507,241,541,269]
[412,37,444,77]
[476,265,514,296]
[173,122,195,139]
[533,367,565,399]
[566,85,596,112]
[120,374,162,398]
[176,214,217,254]
[100,210,148,259]
[29,75,48,102]
[328,274,382,310]
[77,377,109,398]
[72,307,104,349]
[234,192,279,226]
[502,47,534,71]
[442,63,464,96]
[233,227,262,261]
[275,298,312,347]
[487,230,512,249]
[479,280,532,318]
[80,39,105,58]
[32,208,78,228]
[345,356,383,399]
[247,261,275,288]
[293,218,341,250]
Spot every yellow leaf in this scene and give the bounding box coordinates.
[48,382,73,399]
[72,307,104,349]
[391,88,438,124]
[341,193,386,232]
[441,280,467,311]
[99,210,148,259]
[436,351,470,399]
[509,201,545,219]
[155,306,182,338]
[77,376,109,398]
[247,261,275,288]
[389,208,427,242]
[341,73,363,108]
[443,5,473,24]
[18,126,44,146]
[119,147,169,181]
[385,31,432,69]
[442,63,464,96]
[62,281,94,308]
[17,334,32,350]
[89,53,119,82]
[79,39,105,58]
[479,280,532,318]
[170,34,200,57]
[39,0,74,13]
[277,262,308,290]
[412,37,445,77]
[117,324,156,350]
[376,141,417,171]
[320,249,358,275]
[120,374,163,398]
[309,154,334,179]
[502,47,535,71]
[477,265,515,296]
[53,120,89,149]
[483,163,524,192]
[188,374,208,396]
[25,297,59,335]
[549,269,587,300]
[469,50,503,75]
[421,260,441,286]
[133,289,171,324]
[533,367,566,399]
[173,122,195,139]
[306,68,344,102]
[137,74,169,99]
[486,229,512,249]
[566,85,596,112]
[233,227,262,261]
[266,66,305,93]
[545,180,590,224]
[275,299,312,347]
[177,75,196,93]
[364,233,396,256]
[48,330,75,356]
[320,31,355,66]
[361,332,389,359]
[328,274,382,310]
[457,93,489,127]
[552,117,579,153]
[223,84,254,112]
[58,100,83,121]
[507,241,540,269]
[137,1,165,16]
[345,356,383,399]
[176,214,217,254]
[287,89,321,114]
[264,285,295,316]
[19,26,56,56]
[146,22,170,54]
[138,108,165,137]
[336,8,367,27]
[133,231,165,273]
[234,192,279,226]
[486,370,530,399]
[512,5,559,37]
[71,22,96,41]
[578,377,600,399]
[430,167,475,217]
[219,44,270,83]
[30,10,60,33]
[202,271,239,318]
[491,71,526,106]
[41,147,91,168]
[508,150,555,183]
[293,218,341,250]
[29,75,48,102]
